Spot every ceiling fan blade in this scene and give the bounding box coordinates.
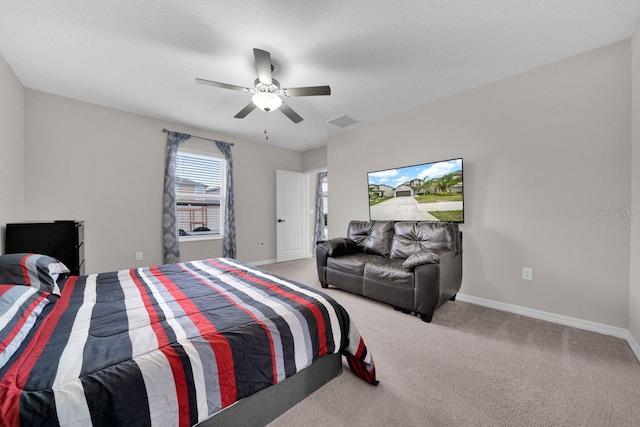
[196,78,251,93]
[253,48,273,85]
[279,102,303,123]
[234,102,257,119]
[282,86,331,97]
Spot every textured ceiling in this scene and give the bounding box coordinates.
[1,1,639,151]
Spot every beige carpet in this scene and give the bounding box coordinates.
[260,258,640,427]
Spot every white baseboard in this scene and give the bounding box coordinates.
[248,258,277,267]
[456,293,637,358]
[249,256,315,267]
[626,331,640,362]
[456,293,628,338]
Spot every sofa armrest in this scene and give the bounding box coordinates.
[413,250,463,321]
[315,238,358,288]
[316,238,358,257]
[402,249,454,269]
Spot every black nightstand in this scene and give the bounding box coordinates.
[5,221,85,276]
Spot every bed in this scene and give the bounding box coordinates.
[0,254,377,426]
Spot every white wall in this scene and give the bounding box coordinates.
[328,41,632,328]
[302,146,327,172]
[3,36,636,333]
[630,24,640,345]
[303,146,329,255]
[0,54,25,253]
[23,90,303,273]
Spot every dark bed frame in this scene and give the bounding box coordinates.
[200,353,342,426]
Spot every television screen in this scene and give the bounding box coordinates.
[367,158,463,222]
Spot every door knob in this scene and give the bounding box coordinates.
[277,219,285,223]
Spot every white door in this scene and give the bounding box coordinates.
[276,170,308,262]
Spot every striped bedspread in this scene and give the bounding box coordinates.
[0,258,376,426]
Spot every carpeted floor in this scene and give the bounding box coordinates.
[260,258,640,427]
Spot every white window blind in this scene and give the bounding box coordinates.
[175,150,225,238]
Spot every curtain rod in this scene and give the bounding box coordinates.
[162,128,234,146]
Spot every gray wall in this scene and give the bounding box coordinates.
[328,40,632,328]
[23,90,303,273]
[0,54,25,253]
[630,25,640,346]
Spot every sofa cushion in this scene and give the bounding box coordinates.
[390,222,459,259]
[327,253,383,276]
[364,258,414,288]
[347,220,394,257]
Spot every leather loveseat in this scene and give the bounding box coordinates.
[316,220,462,322]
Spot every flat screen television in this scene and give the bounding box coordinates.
[367,157,463,222]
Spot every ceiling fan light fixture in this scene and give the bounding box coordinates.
[196,48,329,122]
[252,92,282,112]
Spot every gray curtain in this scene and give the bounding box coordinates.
[314,171,328,245]
[163,131,192,263]
[215,140,236,259]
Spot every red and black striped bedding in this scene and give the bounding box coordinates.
[0,258,376,426]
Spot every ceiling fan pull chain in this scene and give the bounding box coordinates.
[264,113,269,140]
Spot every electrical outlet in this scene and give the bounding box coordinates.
[522,267,533,281]
[259,241,265,247]
[136,251,143,261]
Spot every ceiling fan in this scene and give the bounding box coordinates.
[196,48,331,124]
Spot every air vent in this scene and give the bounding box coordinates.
[327,114,359,128]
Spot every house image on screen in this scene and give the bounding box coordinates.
[394,178,423,197]
[421,170,463,195]
[369,184,394,199]
[450,170,463,193]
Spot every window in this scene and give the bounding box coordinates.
[175,149,226,240]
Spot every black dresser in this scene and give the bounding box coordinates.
[5,221,85,276]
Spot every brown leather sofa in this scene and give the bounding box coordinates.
[316,220,462,322]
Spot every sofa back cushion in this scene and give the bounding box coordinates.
[390,222,460,259]
[347,220,394,257]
